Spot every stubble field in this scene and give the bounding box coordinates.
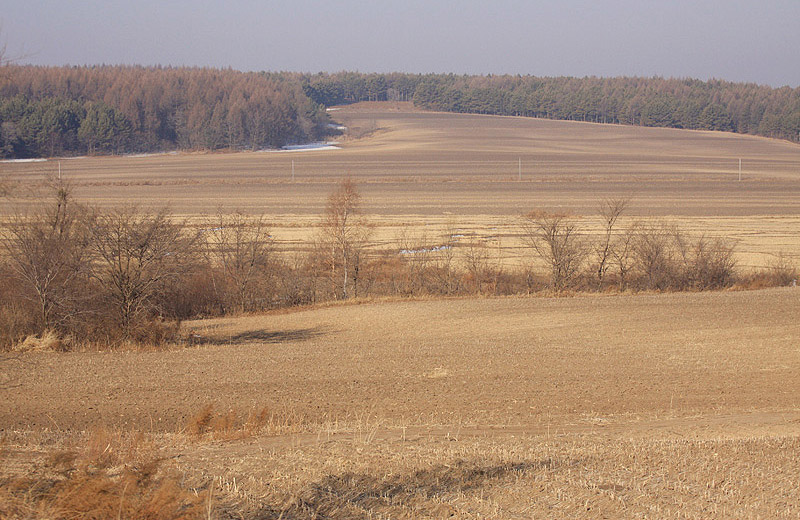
[2,103,800,517]
[3,101,800,268]
[3,288,800,517]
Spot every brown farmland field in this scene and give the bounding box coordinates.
[2,288,800,517]
[2,101,800,269]
[2,103,800,517]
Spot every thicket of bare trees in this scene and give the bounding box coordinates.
[0,179,796,351]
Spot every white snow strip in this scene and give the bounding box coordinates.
[124,151,178,158]
[400,245,452,255]
[0,158,47,163]
[266,142,341,152]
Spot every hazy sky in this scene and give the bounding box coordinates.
[3,0,800,87]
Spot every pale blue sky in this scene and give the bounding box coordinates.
[3,0,799,86]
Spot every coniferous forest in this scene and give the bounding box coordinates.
[1,66,799,159]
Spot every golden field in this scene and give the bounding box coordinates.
[1,103,800,518]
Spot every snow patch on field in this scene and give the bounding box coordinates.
[0,158,47,163]
[125,151,179,158]
[400,245,452,255]
[271,142,341,152]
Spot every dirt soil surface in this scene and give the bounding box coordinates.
[3,102,800,218]
[3,287,799,435]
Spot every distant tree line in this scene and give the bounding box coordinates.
[301,73,800,141]
[0,66,331,158]
[2,67,799,159]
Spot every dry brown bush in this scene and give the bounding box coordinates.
[631,223,738,291]
[766,253,799,286]
[684,235,738,289]
[631,222,680,290]
[0,428,212,519]
[736,253,798,289]
[184,404,304,440]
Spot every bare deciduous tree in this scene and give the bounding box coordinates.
[206,211,273,313]
[594,197,629,285]
[90,207,197,338]
[3,180,91,332]
[611,223,637,289]
[522,210,586,291]
[319,179,371,299]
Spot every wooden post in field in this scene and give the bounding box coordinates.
[291,159,295,182]
[58,161,62,180]
[738,158,742,182]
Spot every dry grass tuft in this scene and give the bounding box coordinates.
[0,427,212,519]
[185,404,305,440]
[13,330,67,353]
[186,404,216,437]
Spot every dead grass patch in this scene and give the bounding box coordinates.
[0,427,213,519]
[184,404,307,440]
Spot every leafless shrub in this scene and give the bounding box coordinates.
[686,236,738,289]
[631,222,680,290]
[272,252,318,307]
[736,254,798,289]
[763,253,798,287]
[632,224,738,291]
[395,225,433,295]
[522,211,587,291]
[610,223,637,290]
[432,224,460,295]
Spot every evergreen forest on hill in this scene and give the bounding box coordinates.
[1,66,798,159]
